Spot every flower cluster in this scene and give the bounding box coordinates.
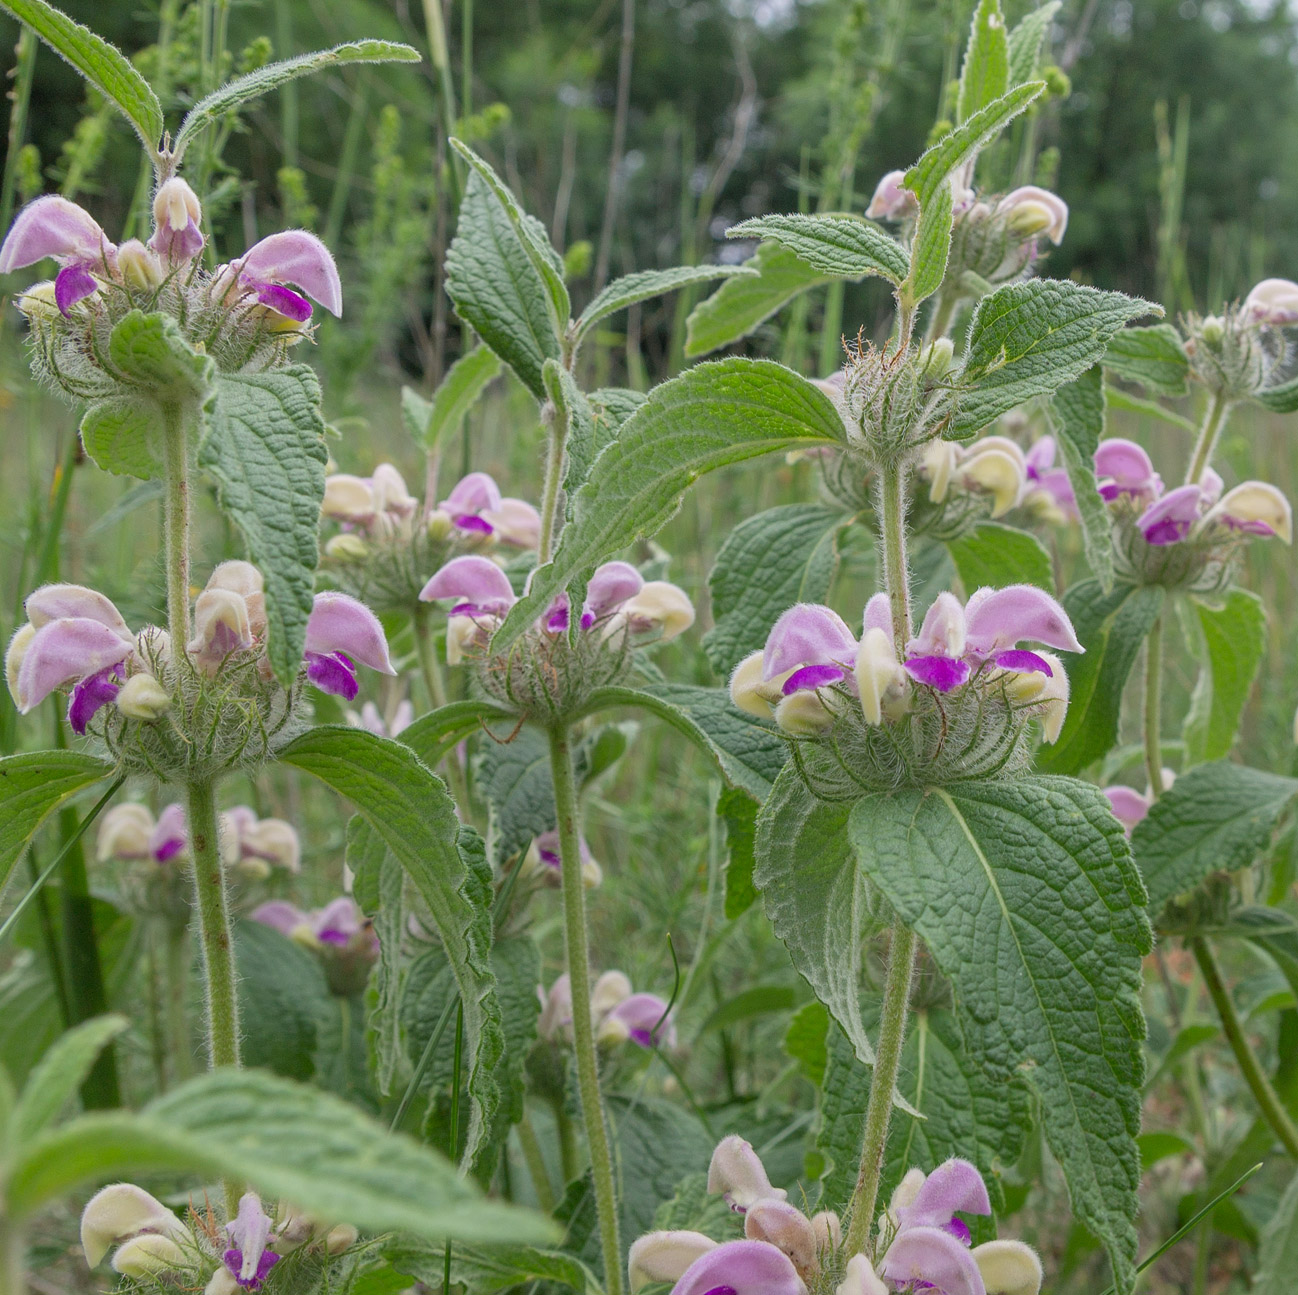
[630,1136,1041,1295]
[81,1184,356,1292]
[321,462,542,613]
[538,969,676,1050]
[1182,279,1298,401]
[731,587,1078,791]
[5,565,393,778]
[253,895,379,996]
[421,556,694,721]
[2,181,341,399]
[1096,438,1290,589]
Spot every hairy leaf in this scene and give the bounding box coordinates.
[1255,1168,1298,1295]
[1132,761,1298,916]
[1254,374,1298,415]
[946,521,1053,593]
[542,358,600,524]
[1102,324,1189,396]
[80,399,165,479]
[0,750,113,894]
[1050,366,1115,591]
[684,242,830,357]
[175,41,418,154]
[200,367,327,684]
[953,281,1156,438]
[0,0,162,150]
[492,358,845,651]
[704,503,848,673]
[404,347,502,451]
[400,699,518,771]
[1035,580,1163,775]
[849,779,1150,1294]
[725,214,908,284]
[278,727,503,1167]
[476,724,555,864]
[11,1014,126,1141]
[575,264,755,342]
[1183,590,1266,764]
[350,820,406,1096]
[719,786,759,919]
[109,310,213,401]
[1006,2,1060,86]
[957,0,1010,124]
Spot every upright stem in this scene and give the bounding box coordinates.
[1143,615,1164,800]
[1192,936,1298,1158]
[1185,389,1230,486]
[166,920,193,1082]
[160,403,192,653]
[537,397,571,566]
[547,724,623,1295]
[844,922,918,1257]
[878,459,913,656]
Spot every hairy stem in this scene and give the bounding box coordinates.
[878,459,914,656]
[537,397,571,566]
[188,778,239,1071]
[1143,615,1164,801]
[161,403,193,655]
[1185,389,1230,486]
[1193,936,1298,1158]
[547,724,623,1295]
[844,922,918,1257]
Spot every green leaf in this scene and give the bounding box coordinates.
[1137,1130,1195,1171]
[278,727,503,1167]
[1104,385,1198,433]
[0,750,113,894]
[174,41,419,155]
[0,0,162,151]
[725,214,908,284]
[200,366,327,685]
[1183,590,1266,764]
[1144,1022,1219,1093]
[578,683,787,801]
[543,358,600,524]
[1006,2,1060,86]
[574,265,756,342]
[703,504,848,674]
[492,358,846,652]
[589,387,647,430]
[783,1001,829,1086]
[404,347,502,451]
[353,826,406,1096]
[10,1068,552,1244]
[80,399,165,479]
[1050,366,1115,591]
[946,520,1053,593]
[476,724,556,864]
[848,778,1150,1295]
[387,1241,604,1295]
[1232,908,1298,1004]
[903,82,1044,304]
[446,169,563,399]
[1131,761,1298,916]
[1254,1165,1298,1295]
[109,309,214,401]
[957,0,1010,124]
[953,280,1157,438]
[450,140,570,341]
[698,984,797,1034]
[401,699,519,771]
[1254,375,1298,414]
[1102,324,1189,396]
[684,242,831,357]
[10,1014,127,1141]
[719,786,759,919]
[754,766,878,1068]
[1035,581,1163,775]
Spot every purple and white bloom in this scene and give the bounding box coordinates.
[629,1232,721,1292]
[96,803,157,863]
[855,627,908,726]
[1203,481,1293,543]
[707,1135,787,1213]
[1094,439,1162,505]
[609,581,696,643]
[644,1238,805,1295]
[762,604,859,694]
[995,186,1068,245]
[81,1184,190,1271]
[1137,483,1204,545]
[538,974,575,1042]
[150,803,189,863]
[1022,436,1077,523]
[439,471,505,539]
[0,194,117,314]
[222,1193,281,1291]
[522,829,603,888]
[866,170,917,222]
[213,229,342,325]
[1242,277,1298,327]
[597,991,676,1050]
[421,554,517,662]
[252,896,377,956]
[231,810,302,875]
[150,177,204,263]
[303,591,396,700]
[904,593,971,691]
[1104,785,1151,835]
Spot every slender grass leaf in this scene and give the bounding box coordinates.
[1050,365,1115,591]
[174,41,419,155]
[1183,589,1266,764]
[199,367,327,685]
[492,358,846,652]
[946,520,1053,593]
[1007,2,1060,86]
[1131,761,1298,916]
[953,280,1156,438]
[1035,580,1163,775]
[0,0,162,151]
[684,242,831,357]
[848,778,1149,1295]
[0,750,113,895]
[575,265,756,342]
[10,1014,127,1140]
[1102,324,1189,396]
[278,726,503,1167]
[957,0,1010,124]
[725,214,908,284]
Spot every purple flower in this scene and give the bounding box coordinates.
[762,604,858,683]
[1023,437,1077,522]
[441,471,504,535]
[1137,483,1204,545]
[707,1135,786,1213]
[215,229,342,324]
[879,1227,985,1295]
[583,561,644,627]
[1104,785,1151,835]
[523,829,603,888]
[667,1239,805,1295]
[149,178,204,263]
[1242,277,1298,327]
[150,803,188,863]
[904,592,970,692]
[11,611,134,722]
[1094,438,1162,505]
[302,592,396,700]
[420,556,517,616]
[995,186,1068,245]
[866,170,917,222]
[1203,481,1293,543]
[599,991,676,1050]
[223,1194,280,1290]
[963,585,1082,659]
[0,195,117,314]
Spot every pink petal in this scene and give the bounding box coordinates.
[25,584,131,636]
[0,195,110,273]
[604,992,675,1048]
[237,230,342,317]
[1024,436,1056,477]
[964,586,1082,656]
[306,650,359,699]
[1104,786,1151,833]
[904,654,970,692]
[584,561,644,622]
[909,592,966,660]
[68,667,121,734]
[304,592,394,675]
[1137,484,1203,545]
[994,649,1052,675]
[880,1227,986,1295]
[442,471,503,516]
[1093,438,1157,491]
[762,604,858,680]
[420,555,517,611]
[150,804,188,862]
[898,1158,991,1230]
[862,592,892,637]
[783,663,847,693]
[15,618,133,712]
[251,900,311,936]
[670,1240,803,1295]
[485,497,542,549]
[314,896,364,945]
[55,263,98,315]
[253,281,312,321]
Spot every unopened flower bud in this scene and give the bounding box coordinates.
[960,444,1026,518]
[1198,315,1226,347]
[616,581,695,643]
[971,1240,1044,1295]
[6,623,35,705]
[745,1200,818,1276]
[188,588,252,672]
[922,440,958,504]
[111,1233,188,1277]
[242,817,301,872]
[15,280,59,320]
[81,1184,187,1268]
[774,688,836,735]
[150,178,204,263]
[115,672,170,720]
[323,474,377,523]
[865,170,917,222]
[855,628,907,725]
[708,1135,786,1212]
[837,1254,889,1295]
[117,238,164,290]
[917,337,955,380]
[729,652,775,719]
[326,532,370,562]
[326,1224,359,1255]
[591,969,633,1018]
[1004,650,1069,742]
[629,1232,718,1292]
[1242,277,1298,328]
[426,507,454,541]
[996,186,1069,245]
